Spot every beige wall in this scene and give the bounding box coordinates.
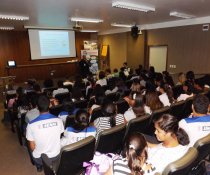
[98,33,127,71]
[126,32,145,70]
[98,32,145,71]
[148,25,210,74]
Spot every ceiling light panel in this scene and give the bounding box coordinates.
[169,11,195,19]
[111,23,133,28]
[80,30,98,32]
[0,14,29,20]
[0,26,14,30]
[70,17,103,23]
[112,1,155,12]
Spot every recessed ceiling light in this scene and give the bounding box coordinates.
[112,1,155,12]
[80,30,98,32]
[0,26,14,30]
[169,11,195,19]
[0,14,29,21]
[111,23,133,28]
[70,17,103,23]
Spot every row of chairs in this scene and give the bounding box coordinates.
[41,125,210,175]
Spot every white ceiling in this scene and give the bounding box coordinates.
[1,0,210,33]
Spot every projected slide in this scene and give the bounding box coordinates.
[39,31,70,57]
[28,29,76,60]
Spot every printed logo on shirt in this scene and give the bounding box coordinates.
[42,122,58,129]
[202,126,210,131]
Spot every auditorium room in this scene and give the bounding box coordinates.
[1,0,210,175]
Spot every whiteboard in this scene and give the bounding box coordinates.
[149,46,167,73]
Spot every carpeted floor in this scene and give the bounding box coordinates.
[0,102,44,175]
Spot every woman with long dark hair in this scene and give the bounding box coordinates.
[94,101,125,139]
[105,133,154,175]
[61,109,96,147]
[147,114,189,174]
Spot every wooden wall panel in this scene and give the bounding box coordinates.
[0,31,94,82]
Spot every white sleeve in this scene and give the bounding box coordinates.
[26,124,34,141]
[60,120,64,134]
[179,119,186,129]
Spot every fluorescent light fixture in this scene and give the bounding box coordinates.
[169,11,195,19]
[80,30,98,32]
[0,26,14,30]
[0,14,29,20]
[70,17,103,23]
[111,23,133,28]
[112,1,155,12]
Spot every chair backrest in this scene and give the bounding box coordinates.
[182,97,193,117]
[172,85,183,100]
[150,106,170,123]
[162,147,198,175]
[95,124,126,153]
[74,99,88,109]
[57,136,95,175]
[124,115,152,141]
[193,134,210,162]
[49,104,63,116]
[55,92,71,104]
[169,100,186,121]
[115,99,129,114]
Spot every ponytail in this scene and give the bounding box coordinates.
[127,148,144,175]
[175,128,189,146]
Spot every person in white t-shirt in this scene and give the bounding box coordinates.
[158,83,174,106]
[61,109,96,147]
[177,81,194,102]
[147,114,189,174]
[179,94,210,147]
[96,71,107,86]
[52,80,69,97]
[26,95,64,172]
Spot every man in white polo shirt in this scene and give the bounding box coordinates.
[179,94,210,147]
[26,95,64,171]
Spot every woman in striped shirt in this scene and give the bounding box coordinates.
[94,101,125,139]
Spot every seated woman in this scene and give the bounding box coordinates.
[71,87,84,102]
[105,132,155,175]
[124,93,145,122]
[58,99,77,125]
[130,78,141,93]
[158,83,174,106]
[145,91,163,114]
[94,101,125,139]
[177,81,194,102]
[61,109,96,147]
[147,114,189,174]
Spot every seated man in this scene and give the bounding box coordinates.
[52,80,69,97]
[26,95,64,171]
[179,94,210,147]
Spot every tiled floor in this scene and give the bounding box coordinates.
[0,102,44,175]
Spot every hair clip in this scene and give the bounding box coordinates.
[129,144,135,149]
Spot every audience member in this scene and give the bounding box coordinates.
[61,109,96,147]
[177,81,194,101]
[147,114,189,174]
[179,94,210,146]
[176,72,186,86]
[145,91,163,114]
[96,71,107,86]
[105,133,154,175]
[25,95,39,123]
[94,101,125,139]
[130,78,141,93]
[124,93,145,122]
[26,95,64,171]
[52,80,69,97]
[158,83,174,106]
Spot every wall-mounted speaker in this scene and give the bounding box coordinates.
[131,25,139,37]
